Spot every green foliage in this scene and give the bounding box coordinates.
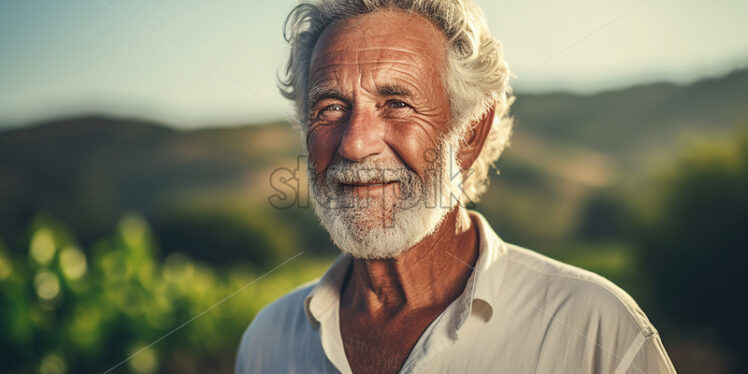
[576,192,631,240]
[634,126,748,370]
[0,214,329,374]
[154,205,300,267]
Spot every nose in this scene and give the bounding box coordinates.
[338,107,386,162]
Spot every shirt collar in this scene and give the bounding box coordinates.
[303,210,508,331]
[452,210,508,333]
[304,253,352,329]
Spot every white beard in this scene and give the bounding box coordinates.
[308,138,464,259]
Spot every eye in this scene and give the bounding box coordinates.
[388,101,408,109]
[323,103,344,112]
[313,102,348,123]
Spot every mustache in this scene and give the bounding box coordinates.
[324,160,418,185]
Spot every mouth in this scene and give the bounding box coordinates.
[343,180,397,187]
[340,180,398,189]
[337,180,400,196]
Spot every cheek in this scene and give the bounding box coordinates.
[307,126,342,175]
[387,124,440,177]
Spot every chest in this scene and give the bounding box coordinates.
[340,308,443,374]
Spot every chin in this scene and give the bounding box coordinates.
[309,135,463,259]
[313,196,457,260]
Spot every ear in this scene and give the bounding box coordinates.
[457,106,495,171]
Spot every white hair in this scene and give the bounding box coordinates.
[280,0,514,202]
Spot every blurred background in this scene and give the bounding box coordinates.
[1,0,747,373]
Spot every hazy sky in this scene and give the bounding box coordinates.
[1,0,746,127]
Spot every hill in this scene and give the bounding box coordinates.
[1,68,747,262]
[514,68,748,165]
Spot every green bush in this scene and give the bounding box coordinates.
[0,214,329,374]
[634,127,748,371]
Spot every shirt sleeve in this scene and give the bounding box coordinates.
[614,332,677,374]
[234,324,252,374]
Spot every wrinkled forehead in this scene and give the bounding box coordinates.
[308,10,448,87]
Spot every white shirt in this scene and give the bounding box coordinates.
[235,211,676,373]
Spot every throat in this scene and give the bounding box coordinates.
[338,207,481,373]
[340,207,480,317]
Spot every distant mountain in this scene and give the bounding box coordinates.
[1,68,747,261]
[0,116,304,260]
[512,68,748,167]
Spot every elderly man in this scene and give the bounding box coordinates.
[236,1,675,373]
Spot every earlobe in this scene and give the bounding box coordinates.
[457,106,495,170]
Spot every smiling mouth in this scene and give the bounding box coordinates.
[341,181,398,188]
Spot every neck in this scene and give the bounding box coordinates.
[341,207,480,319]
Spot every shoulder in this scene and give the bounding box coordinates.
[235,280,318,371]
[497,243,675,372]
[250,278,317,330]
[502,243,656,336]
[239,279,317,342]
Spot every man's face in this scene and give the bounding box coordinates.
[306,10,461,258]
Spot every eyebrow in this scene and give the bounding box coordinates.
[307,83,415,108]
[308,87,349,108]
[377,84,412,98]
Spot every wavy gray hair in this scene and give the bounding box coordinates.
[279,0,514,202]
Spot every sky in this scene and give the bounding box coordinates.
[1,0,747,128]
